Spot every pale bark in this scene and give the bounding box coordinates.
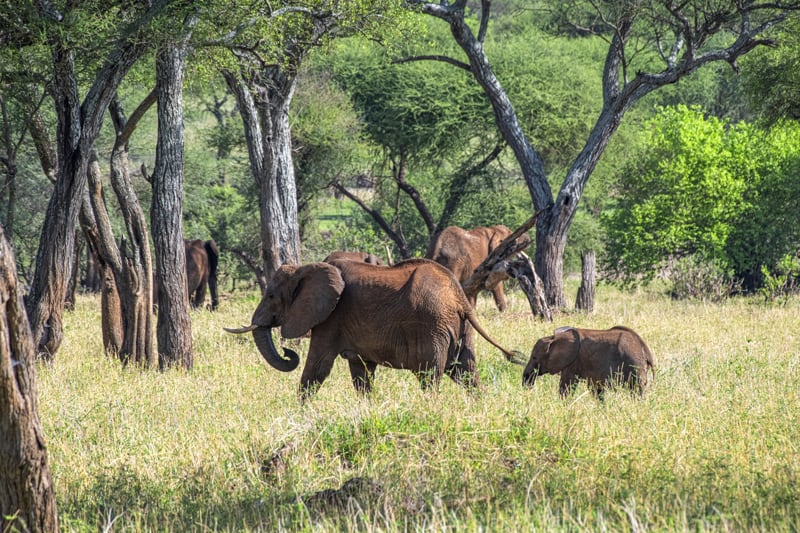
[575,250,596,313]
[223,68,302,281]
[152,42,192,370]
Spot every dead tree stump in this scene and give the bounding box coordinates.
[575,250,596,313]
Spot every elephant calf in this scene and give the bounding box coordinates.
[522,326,654,398]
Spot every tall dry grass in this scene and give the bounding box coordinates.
[37,283,800,531]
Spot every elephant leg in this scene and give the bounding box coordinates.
[348,358,377,395]
[491,284,507,312]
[447,330,481,390]
[558,372,580,397]
[415,365,443,390]
[590,379,606,401]
[193,280,208,309]
[299,351,337,401]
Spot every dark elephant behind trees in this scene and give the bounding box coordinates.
[225,258,525,400]
[155,239,220,311]
[184,239,219,310]
[426,224,526,312]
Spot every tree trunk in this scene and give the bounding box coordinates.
[104,95,156,367]
[0,225,59,533]
[535,223,568,308]
[0,93,18,239]
[575,250,596,313]
[25,1,155,359]
[63,232,81,311]
[223,68,302,281]
[152,42,192,370]
[24,45,87,360]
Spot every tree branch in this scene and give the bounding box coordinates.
[332,180,411,259]
[392,54,472,71]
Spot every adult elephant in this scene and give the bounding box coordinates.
[426,224,522,311]
[225,258,524,399]
[184,239,219,310]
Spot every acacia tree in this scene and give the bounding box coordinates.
[213,1,404,282]
[408,0,800,307]
[0,0,175,359]
[327,43,507,258]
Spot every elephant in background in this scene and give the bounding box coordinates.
[167,239,219,311]
[225,258,524,399]
[323,250,383,266]
[184,239,219,310]
[522,326,655,398]
[426,224,525,311]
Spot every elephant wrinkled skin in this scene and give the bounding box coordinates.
[523,326,655,398]
[226,258,523,399]
[426,225,525,311]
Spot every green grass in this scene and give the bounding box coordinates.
[38,284,800,531]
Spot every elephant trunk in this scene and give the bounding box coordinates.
[522,366,539,388]
[253,326,300,372]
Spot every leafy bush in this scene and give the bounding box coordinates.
[758,253,800,305]
[667,254,740,302]
[602,106,800,292]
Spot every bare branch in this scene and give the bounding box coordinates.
[461,209,541,299]
[392,54,472,71]
[332,180,412,259]
[112,89,156,149]
[477,0,491,43]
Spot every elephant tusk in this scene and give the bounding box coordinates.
[223,324,259,334]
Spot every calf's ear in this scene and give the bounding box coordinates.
[541,330,579,372]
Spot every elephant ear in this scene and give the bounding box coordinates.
[542,328,580,372]
[488,224,512,251]
[281,263,345,339]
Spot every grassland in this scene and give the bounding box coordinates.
[38,283,799,532]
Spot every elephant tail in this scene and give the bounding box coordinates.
[646,349,656,386]
[205,240,219,310]
[463,307,526,366]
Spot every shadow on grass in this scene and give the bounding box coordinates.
[57,464,404,530]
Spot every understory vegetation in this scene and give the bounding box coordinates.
[41,286,799,531]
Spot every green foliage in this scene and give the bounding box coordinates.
[758,253,800,305]
[328,32,496,165]
[603,106,744,280]
[601,106,800,290]
[292,64,369,234]
[740,18,800,123]
[725,121,800,289]
[487,29,606,173]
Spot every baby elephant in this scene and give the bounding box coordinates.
[522,326,654,398]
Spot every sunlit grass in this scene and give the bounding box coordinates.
[38,283,800,531]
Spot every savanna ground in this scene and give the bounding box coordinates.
[39,281,799,532]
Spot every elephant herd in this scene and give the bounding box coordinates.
[224,225,655,401]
